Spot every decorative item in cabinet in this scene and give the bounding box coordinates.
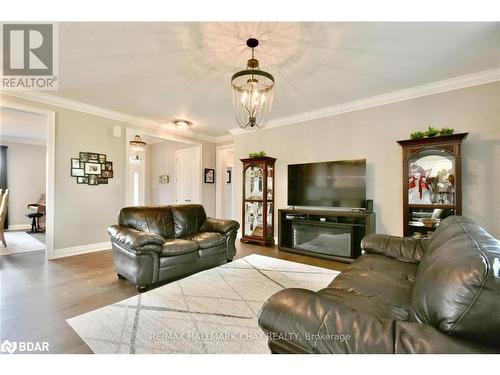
[398,133,468,238]
[241,156,276,246]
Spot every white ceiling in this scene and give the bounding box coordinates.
[45,22,500,136]
[0,107,47,144]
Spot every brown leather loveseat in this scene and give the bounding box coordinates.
[108,204,239,292]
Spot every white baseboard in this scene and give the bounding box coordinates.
[8,224,32,231]
[53,241,111,259]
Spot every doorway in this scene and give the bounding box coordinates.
[125,130,202,207]
[216,144,235,219]
[0,101,55,258]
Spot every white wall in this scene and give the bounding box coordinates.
[148,140,193,205]
[233,82,500,239]
[3,141,46,227]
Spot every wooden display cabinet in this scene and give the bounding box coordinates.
[240,156,276,246]
[398,133,468,238]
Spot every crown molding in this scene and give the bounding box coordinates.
[0,135,46,146]
[1,90,219,144]
[229,68,500,136]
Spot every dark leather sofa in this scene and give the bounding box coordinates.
[107,204,239,292]
[258,216,500,353]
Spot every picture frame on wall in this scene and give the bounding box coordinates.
[71,158,81,169]
[98,177,108,184]
[104,162,113,171]
[88,175,99,185]
[85,162,102,175]
[71,168,85,177]
[77,176,89,184]
[102,170,113,178]
[98,154,106,163]
[204,168,215,183]
[79,152,89,162]
[88,153,99,161]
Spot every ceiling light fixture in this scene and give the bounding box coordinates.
[173,119,193,129]
[231,38,275,131]
[129,134,146,164]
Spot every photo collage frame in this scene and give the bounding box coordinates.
[71,152,114,185]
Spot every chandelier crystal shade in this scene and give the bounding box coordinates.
[129,134,146,164]
[231,38,275,131]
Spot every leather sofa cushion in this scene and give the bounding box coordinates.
[160,251,200,268]
[182,232,226,249]
[119,206,174,239]
[324,254,418,321]
[170,204,207,238]
[410,216,500,347]
[161,239,199,257]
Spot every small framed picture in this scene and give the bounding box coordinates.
[77,176,89,184]
[88,175,99,185]
[85,162,102,175]
[98,177,108,184]
[204,168,215,183]
[71,168,84,177]
[88,153,99,161]
[159,175,169,184]
[71,158,81,169]
[98,154,106,163]
[102,169,113,178]
[104,162,113,171]
[227,170,231,183]
[79,152,89,162]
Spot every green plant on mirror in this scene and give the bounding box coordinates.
[409,126,455,139]
[425,126,439,137]
[248,151,267,158]
[439,127,454,136]
[410,131,425,140]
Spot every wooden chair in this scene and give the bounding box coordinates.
[0,189,9,247]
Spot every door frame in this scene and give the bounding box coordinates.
[1,99,56,259]
[174,146,202,204]
[124,126,202,207]
[215,143,234,218]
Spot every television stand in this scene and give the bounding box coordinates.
[278,208,376,263]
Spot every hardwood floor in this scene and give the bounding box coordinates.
[0,243,348,354]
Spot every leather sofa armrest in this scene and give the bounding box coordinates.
[394,321,497,353]
[360,233,425,263]
[258,288,395,354]
[107,225,165,253]
[203,217,240,235]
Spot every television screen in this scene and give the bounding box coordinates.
[288,159,366,208]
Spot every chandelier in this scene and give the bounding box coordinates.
[129,134,146,164]
[231,38,275,131]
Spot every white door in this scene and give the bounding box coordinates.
[175,147,201,204]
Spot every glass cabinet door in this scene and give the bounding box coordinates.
[267,164,274,200]
[244,201,264,237]
[408,149,455,205]
[244,164,263,200]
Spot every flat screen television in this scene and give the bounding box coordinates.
[288,159,366,208]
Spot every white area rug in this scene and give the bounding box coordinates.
[67,254,339,354]
[0,231,45,256]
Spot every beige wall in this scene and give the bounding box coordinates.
[1,94,217,252]
[3,141,46,227]
[233,82,500,238]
